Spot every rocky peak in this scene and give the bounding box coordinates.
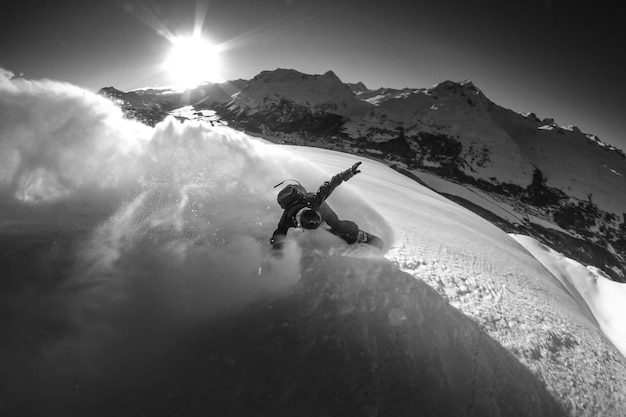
[346,81,369,95]
[97,86,124,98]
[232,68,372,117]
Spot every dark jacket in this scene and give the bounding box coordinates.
[271,167,357,249]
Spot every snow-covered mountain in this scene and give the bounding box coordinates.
[346,79,626,213]
[98,79,245,125]
[343,79,626,281]
[227,68,373,117]
[99,69,626,283]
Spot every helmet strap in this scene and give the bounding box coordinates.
[274,179,302,188]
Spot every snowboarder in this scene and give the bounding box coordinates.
[270,162,384,251]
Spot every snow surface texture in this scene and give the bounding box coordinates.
[511,235,626,359]
[1,69,626,416]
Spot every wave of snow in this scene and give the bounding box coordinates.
[0,68,393,381]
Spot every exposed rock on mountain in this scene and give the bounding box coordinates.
[98,81,244,126]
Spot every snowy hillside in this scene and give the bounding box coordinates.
[214,70,626,282]
[1,69,626,416]
[96,69,626,283]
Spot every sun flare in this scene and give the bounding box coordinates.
[165,35,222,88]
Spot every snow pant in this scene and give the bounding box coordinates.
[319,202,360,244]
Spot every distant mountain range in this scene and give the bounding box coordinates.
[98,68,626,281]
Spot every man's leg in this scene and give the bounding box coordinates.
[319,203,359,244]
[319,203,385,249]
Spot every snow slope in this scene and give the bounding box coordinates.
[282,146,626,414]
[512,234,626,358]
[1,69,626,416]
[292,145,626,348]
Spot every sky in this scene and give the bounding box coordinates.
[1,0,624,151]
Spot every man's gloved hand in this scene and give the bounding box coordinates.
[350,161,362,175]
[340,162,362,181]
[270,235,285,251]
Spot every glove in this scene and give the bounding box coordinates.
[270,235,285,251]
[350,162,362,175]
[340,162,362,181]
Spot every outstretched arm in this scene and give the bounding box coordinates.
[314,162,362,203]
[270,209,293,250]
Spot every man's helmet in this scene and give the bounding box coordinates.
[297,208,322,230]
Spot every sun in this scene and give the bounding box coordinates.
[165,35,222,88]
